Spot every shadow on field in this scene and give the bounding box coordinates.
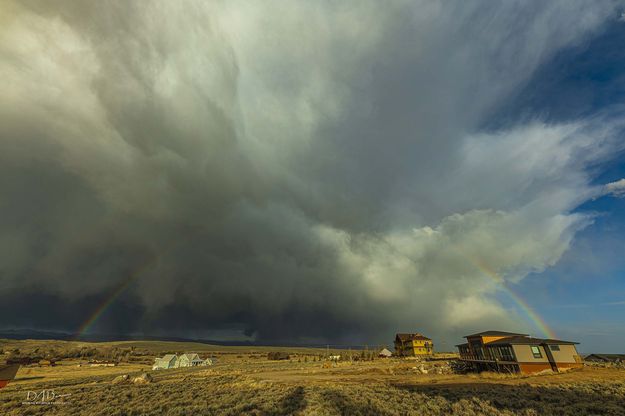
[394,382,625,415]
[13,376,46,382]
[321,390,392,416]
[267,386,307,415]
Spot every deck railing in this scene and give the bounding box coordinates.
[460,353,516,363]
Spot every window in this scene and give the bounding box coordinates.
[550,345,560,351]
[488,346,514,361]
[531,346,542,358]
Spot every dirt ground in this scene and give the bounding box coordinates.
[1,339,624,415]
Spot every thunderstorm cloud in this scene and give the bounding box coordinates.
[1,0,624,344]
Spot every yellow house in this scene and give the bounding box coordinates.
[394,333,434,356]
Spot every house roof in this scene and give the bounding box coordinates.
[541,338,580,345]
[486,336,578,346]
[584,354,625,362]
[455,342,469,347]
[464,330,529,338]
[180,353,200,361]
[395,333,431,341]
[378,348,393,356]
[161,354,177,362]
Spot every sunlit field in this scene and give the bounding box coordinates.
[2,339,624,415]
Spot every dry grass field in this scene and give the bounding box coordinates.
[1,339,624,415]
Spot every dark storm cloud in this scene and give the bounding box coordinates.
[1,0,624,343]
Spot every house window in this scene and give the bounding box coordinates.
[489,346,514,361]
[550,345,560,351]
[531,346,542,358]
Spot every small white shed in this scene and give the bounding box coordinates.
[378,348,393,358]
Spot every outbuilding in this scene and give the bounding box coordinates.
[584,354,625,363]
[378,348,393,358]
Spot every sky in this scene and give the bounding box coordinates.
[1,0,624,352]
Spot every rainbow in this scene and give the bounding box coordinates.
[75,274,138,339]
[472,258,557,339]
[76,241,557,341]
[74,250,166,339]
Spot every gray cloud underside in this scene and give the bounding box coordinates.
[1,0,624,343]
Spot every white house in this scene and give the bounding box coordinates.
[177,353,204,368]
[152,354,178,370]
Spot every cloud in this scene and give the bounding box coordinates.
[0,0,623,343]
[604,178,625,197]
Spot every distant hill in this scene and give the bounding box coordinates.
[0,328,251,346]
[0,328,370,350]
